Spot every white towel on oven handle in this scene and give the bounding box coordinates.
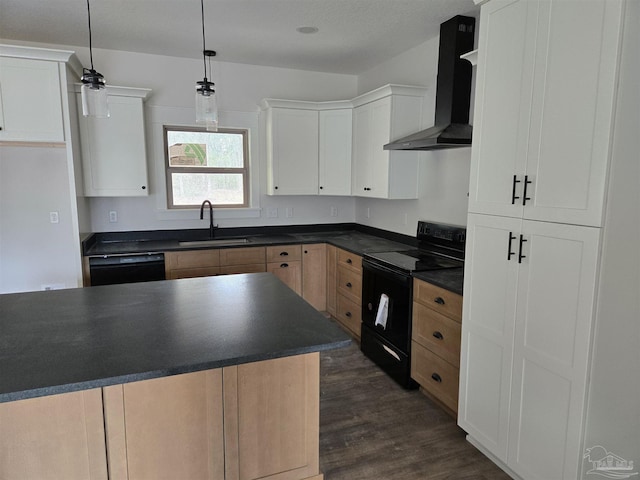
[374,293,389,329]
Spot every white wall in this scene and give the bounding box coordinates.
[73,47,360,232]
[354,35,474,234]
[0,146,80,292]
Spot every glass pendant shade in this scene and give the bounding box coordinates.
[81,71,109,118]
[196,85,218,131]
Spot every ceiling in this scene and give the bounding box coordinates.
[0,0,478,75]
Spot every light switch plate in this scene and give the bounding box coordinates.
[266,207,278,218]
[49,211,59,224]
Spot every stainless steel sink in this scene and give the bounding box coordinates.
[178,238,250,247]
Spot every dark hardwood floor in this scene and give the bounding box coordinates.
[319,341,511,480]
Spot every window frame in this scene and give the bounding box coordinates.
[163,125,250,209]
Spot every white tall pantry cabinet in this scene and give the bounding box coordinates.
[459,1,639,479]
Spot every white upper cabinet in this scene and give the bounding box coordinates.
[351,85,426,199]
[468,0,623,227]
[319,108,352,196]
[0,56,65,143]
[76,86,151,197]
[263,99,352,196]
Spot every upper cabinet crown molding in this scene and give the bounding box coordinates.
[260,98,351,111]
[350,84,427,108]
[0,44,82,78]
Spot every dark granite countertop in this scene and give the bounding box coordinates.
[0,273,351,403]
[413,268,464,296]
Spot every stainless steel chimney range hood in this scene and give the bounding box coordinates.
[384,15,476,151]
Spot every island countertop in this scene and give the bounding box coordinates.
[0,273,351,403]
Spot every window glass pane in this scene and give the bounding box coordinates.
[167,131,243,168]
[171,173,245,205]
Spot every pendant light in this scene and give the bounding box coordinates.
[80,0,109,117]
[195,0,218,131]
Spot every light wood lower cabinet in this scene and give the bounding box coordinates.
[325,245,337,316]
[0,389,108,480]
[220,247,267,275]
[411,278,463,416]
[333,249,362,340]
[267,245,302,295]
[302,244,327,311]
[0,354,322,480]
[166,247,266,279]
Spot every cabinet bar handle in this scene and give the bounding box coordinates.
[523,175,532,205]
[431,373,442,383]
[432,331,443,340]
[434,297,445,305]
[511,175,521,204]
[518,235,527,264]
[508,231,517,261]
[280,263,289,268]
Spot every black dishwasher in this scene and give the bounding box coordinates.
[89,253,166,286]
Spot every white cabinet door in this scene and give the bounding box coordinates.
[469,0,623,228]
[460,214,600,479]
[459,213,520,462]
[318,108,351,196]
[351,103,373,196]
[467,0,536,218]
[77,93,149,196]
[508,220,599,480]
[0,57,64,142]
[267,108,319,195]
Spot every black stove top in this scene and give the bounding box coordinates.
[363,221,466,274]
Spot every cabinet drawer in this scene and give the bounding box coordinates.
[166,249,220,269]
[266,245,301,263]
[219,247,265,266]
[168,266,220,280]
[412,302,461,368]
[267,261,302,295]
[337,266,362,304]
[413,279,462,322]
[219,264,266,275]
[336,295,361,339]
[411,341,459,413]
[337,249,361,270]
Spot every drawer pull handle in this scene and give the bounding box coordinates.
[279,251,289,256]
[280,263,289,268]
[345,312,352,318]
[432,331,443,340]
[434,297,445,305]
[346,282,352,288]
[431,373,442,383]
[346,258,352,264]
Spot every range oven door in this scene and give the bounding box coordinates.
[361,259,413,353]
[360,324,417,389]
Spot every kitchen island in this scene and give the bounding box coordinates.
[0,273,350,480]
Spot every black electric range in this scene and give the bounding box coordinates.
[360,221,466,388]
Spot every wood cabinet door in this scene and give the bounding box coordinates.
[0,57,64,142]
[103,370,224,480]
[319,109,352,195]
[268,108,319,195]
[223,353,321,480]
[219,247,265,266]
[267,261,302,295]
[325,244,337,316]
[0,389,108,480]
[458,213,521,462]
[302,243,327,311]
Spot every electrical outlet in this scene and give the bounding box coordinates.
[49,211,59,224]
[41,283,65,291]
[285,207,293,218]
[330,206,338,217]
[109,211,118,223]
[266,207,278,218]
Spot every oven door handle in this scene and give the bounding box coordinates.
[362,259,413,287]
[382,344,401,362]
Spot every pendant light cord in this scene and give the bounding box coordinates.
[86,0,94,70]
[201,0,207,80]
